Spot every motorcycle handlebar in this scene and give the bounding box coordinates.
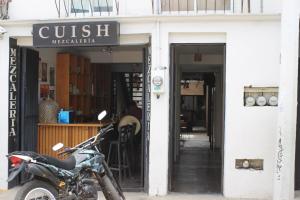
[59,123,115,155]
[100,123,114,136]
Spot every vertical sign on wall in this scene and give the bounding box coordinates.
[143,42,151,190]
[8,38,18,153]
[146,44,151,144]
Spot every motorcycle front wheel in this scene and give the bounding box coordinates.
[15,180,58,200]
[99,174,124,200]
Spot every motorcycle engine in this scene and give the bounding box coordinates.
[78,183,98,200]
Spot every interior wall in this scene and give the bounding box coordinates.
[34,48,144,100]
[37,48,62,101]
[214,70,223,149]
[0,36,9,190]
[81,50,143,63]
[179,54,224,65]
[174,58,181,162]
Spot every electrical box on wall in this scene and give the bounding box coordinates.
[152,66,166,98]
[244,86,278,107]
[235,159,264,170]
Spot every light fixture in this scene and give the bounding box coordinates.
[194,47,202,62]
[101,46,112,54]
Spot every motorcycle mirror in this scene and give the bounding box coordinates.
[52,143,64,152]
[98,110,107,121]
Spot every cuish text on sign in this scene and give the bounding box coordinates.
[33,21,120,47]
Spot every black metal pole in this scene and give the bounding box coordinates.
[80,0,85,16]
[248,0,250,13]
[63,0,69,16]
[187,0,188,14]
[214,0,216,13]
[114,0,119,14]
[97,0,101,16]
[71,0,77,16]
[54,0,60,17]
[152,0,154,14]
[105,0,110,15]
[241,0,243,13]
[88,0,93,16]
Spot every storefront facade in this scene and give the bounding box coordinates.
[0,0,299,199]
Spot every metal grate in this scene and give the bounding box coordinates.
[55,0,119,17]
[159,0,264,14]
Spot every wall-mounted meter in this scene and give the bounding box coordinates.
[152,66,166,98]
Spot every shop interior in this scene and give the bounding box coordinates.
[170,44,225,194]
[18,45,147,190]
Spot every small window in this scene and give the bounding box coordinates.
[92,0,113,12]
[71,0,113,14]
[71,0,90,13]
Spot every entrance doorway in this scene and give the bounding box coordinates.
[12,44,151,191]
[169,44,225,194]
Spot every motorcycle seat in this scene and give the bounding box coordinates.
[9,151,76,170]
[43,155,76,170]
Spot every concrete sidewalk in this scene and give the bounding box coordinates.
[0,187,259,200]
[2,188,300,200]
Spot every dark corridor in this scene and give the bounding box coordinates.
[169,44,225,194]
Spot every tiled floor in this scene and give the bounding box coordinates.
[172,133,222,194]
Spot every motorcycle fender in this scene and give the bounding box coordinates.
[7,162,26,182]
[26,163,60,187]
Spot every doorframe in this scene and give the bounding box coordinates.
[143,43,151,193]
[168,43,226,194]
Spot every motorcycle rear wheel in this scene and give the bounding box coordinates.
[15,179,58,200]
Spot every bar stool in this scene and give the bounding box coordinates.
[107,123,136,183]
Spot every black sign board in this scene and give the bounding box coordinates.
[33,21,120,47]
[8,37,19,188]
[8,38,18,145]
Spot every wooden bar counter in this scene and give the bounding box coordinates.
[38,123,104,158]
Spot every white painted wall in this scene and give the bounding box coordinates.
[0,35,9,190]
[120,0,153,16]
[273,0,300,199]
[222,23,279,199]
[155,19,280,199]
[0,15,283,199]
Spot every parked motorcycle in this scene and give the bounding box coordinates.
[7,110,125,200]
